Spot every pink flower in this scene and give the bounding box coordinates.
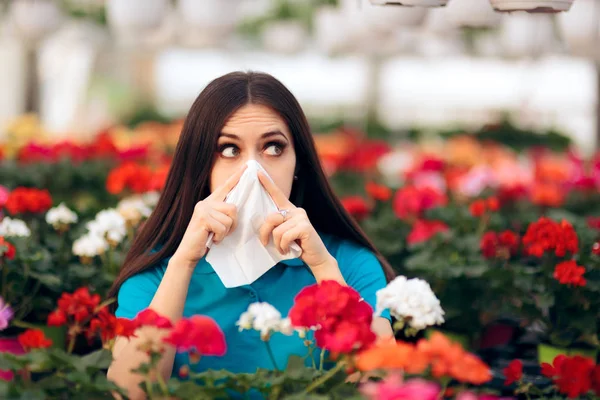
[361,374,439,400]
[0,186,9,208]
[456,392,513,400]
[456,166,498,197]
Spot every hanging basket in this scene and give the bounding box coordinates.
[370,0,450,8]
[489,0,574,13]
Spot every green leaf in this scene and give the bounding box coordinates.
[19,389,46,400]
[36,375,68,390]
[27,271,62,289]
[285,355,306,374]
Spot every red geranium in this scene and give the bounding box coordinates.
[341,196,370,220]
[553,261,586,287]
[0,237,16,260]
[592,365,600,396]
[498,184,528,206]
[541,355,595,398]
[87,307,138,343]
[163,315,226,356]
[133,309,173,329]
[407,220,449,245]
[18,329,52,350]
[469,197,499,218]
[289,281,375,353]
[365,182,392,202]
[503,359,523,386]
[48,287,101,326]
[393,186,447,220]
[4,187,52,215]
[342,140,390,172]
[522,217,578,258]
[587,216,600,231]
[480,230,519,259]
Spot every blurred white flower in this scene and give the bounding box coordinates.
[142,191,160,208]
[72,233,108,258]
[117,196,152,225]
[45,203,78,230]
[237,302,291,339]
[376,276,445,332]
[87,209,126,245]
[0,217,31,238]
[456,166,498,198]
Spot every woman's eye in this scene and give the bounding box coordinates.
[220,145,239,158]
[264,143,284,156]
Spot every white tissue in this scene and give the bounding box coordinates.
[205,160,302,288]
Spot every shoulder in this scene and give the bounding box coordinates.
[321,233,381,271]
[115,258,169,319]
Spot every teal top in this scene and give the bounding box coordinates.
[115,233,390,377]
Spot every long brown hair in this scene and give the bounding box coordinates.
[108,71,395,311]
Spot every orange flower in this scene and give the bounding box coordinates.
[451,352,492,385]
[530,182,564,207]
[366,182,392,202]
[355,340,428,374]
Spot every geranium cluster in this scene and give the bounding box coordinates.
[541,355,600,399]
[480,230,519,260]
[522,217,578,258]
[4,187,52,215]
[289,280,375,354]
[106,161,169,195]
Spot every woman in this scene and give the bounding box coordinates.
[107,71,395,398]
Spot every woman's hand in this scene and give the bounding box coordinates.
[257,171,336,272]
[171,165,246,268]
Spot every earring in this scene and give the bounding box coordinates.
[293,175,298,181]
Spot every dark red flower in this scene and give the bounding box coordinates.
[541,355,594,398]
[341,196,370,220]
[133,309,173,329]
[591,365,600,396]
[47,309,67,326]
[365,182,392,202]
[0,237,16,260]
[503,359,523,386]
[4,187,52,215]
[522,217,578,258]
[163,315,226,356]
[498,184,528,205]
[587,217,600,230]
[393,186,447,220]
[407,220,449,245]
[342,140,390,172]
[469,197,499,218]
[553,261,586,287]
[480,230,519,259]
[87,307,138,343]
[18,329,52,350]
[487,197,499,211]
[48,287,101,329]
[289,281,375,353]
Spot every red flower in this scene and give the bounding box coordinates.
[4,187,52,215]
[18,329,52,350]
[343,140,390,172]
[407,220,449,245]
[522,217,578,258]
[591,365,600,396]
[587,216,600,230]
[48,287,101,326]
[480,230,519,259]
[87,307,138,343]
[133,309,173,329]
[469,197,499,218]
[341,196,370,220]
[593,242,600,256]
[393,186,447,220]
[498,184,528,205]
[163,315,226,356]
[503,359,523,386]
[0,237,16,260]
[365,182,392,202]
[289,281,375,353]
[106,162,154,195]
[541,355,594,398]
[553,261,586,287]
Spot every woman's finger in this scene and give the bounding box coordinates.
[209,209,234,234]
[278,223,305,254]
[258,171,294,210]
[273,220,300,254]
[259,212,286,246]
[209,164,248,201]
[205,217,228,244]
[211,203,238,232]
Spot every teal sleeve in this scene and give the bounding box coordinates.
[338,242,391,321]
[114,268,162,319]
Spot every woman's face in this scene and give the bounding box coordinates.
[210,103,297,197]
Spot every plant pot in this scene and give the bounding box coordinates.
[538,343,599,364]
[0,336,25,381]
[425,328,471,349]
[489,0,574,13]
[371,0,450,7]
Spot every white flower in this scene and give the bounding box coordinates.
[117,196,152,224]
[237,302,290,339]
[87,209,126,244]
[0,217,31,238]
[142,191,160,208]
[376,276,445,331]
[45,203,78,229]
[72,233,108,258]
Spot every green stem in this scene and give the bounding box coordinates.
[319,349,326,372]
[11,319,39,330]
[156,368,169,396]
[303,360,345,394]
[67,334,76,354]
[437,379,450,400]
[265,341,280,371]
[144,377,154,398]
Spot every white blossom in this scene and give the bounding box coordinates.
[0,217,31,238]
[376,276,445,331]
[87,209,126,244]
[237,302,292,339]
[72,233,108,258]
[142,191,160,208]
[117,196,152,225]
[45,203,78,229]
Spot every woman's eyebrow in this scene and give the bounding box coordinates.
[218,131,288,140]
